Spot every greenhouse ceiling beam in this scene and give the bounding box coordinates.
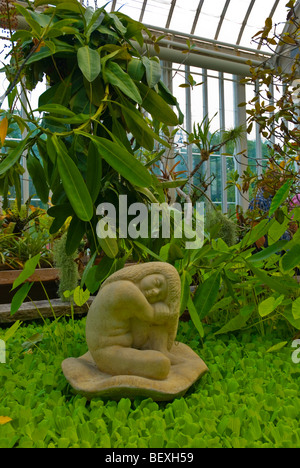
[237,0,256,46]
[139,0,148,23]
[110,0,117,12]
[215,0,231,41]
[190,0,205,35]
[165,0,177,29]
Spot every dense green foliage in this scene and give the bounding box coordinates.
[0,317,299,448]
[0,0,181,259]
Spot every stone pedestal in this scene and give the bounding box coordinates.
[62,342,208,401]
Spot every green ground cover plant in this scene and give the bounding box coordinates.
[0,316,299,448]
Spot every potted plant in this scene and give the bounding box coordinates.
[0,200,62,303]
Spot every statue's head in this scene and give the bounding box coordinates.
[101,262,180,313]
[139,273,168,304]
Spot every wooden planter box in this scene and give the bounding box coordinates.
[0,268,59,286]
[0,268,60,305]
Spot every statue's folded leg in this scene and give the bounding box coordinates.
[91,345,171,380]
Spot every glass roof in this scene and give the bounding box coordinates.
[92,0,288,51]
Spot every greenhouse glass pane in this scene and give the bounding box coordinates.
[210,155,222,204]
[241,1,273,47]
[271,1,289,31]
[216,0,253,44]
[190,84,204,130]
[114,0,144,21]
[224,78,234,129]
[172,64,187,126]
[168,0,198,34]
[240,1,283,49]
[207,75,220,131]
[142,0,172,28]
[93,0,113,9]
[193,0,227,39]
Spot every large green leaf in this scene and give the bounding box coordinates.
[37,104,76,117]
[12,171,21,212]
[39,74,73,107]
[52,135,93,221]
[193,271,221,319]
[94,256,115,282]
[127,58,144,81]
[83,75,105,107]
[180,270,192,314]
[292,297,300,320]
[14,3,42,34]
[187,296,204,338]
[215,313,249,335]
[84,266,101,294]
[283,305,300,330]
[104,61,142,104]
[98,236,119,259]
[245,260,296,294]
[86,141,102,203]
[269,180,293,216]
[120,102,170,149]
[157,80,184,124]
[248,239,288,263]
[240,219,271,248]
[73,286,90,307]
[11,283,33,316]
[281,244,300,272]
[12,254,41,291]
[268,210,290,245]
[76,132,152,187]
[85,6,105,38]
[77,46,101,83]
[43,113,90,125]
[258,295,284,317]
[80,251,97,288]
[66,216,86,255]
[27,153,49,204]
[136,82,179,126]
[141,56,161,88]
[0,136,29,176]
[122,106,154,151]
[48,203,74,234]
[55,1,86,15]
[26,43,74,65]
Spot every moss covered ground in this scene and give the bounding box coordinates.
[0,317,299,448]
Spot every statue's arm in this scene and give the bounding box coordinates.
[102,280,154,322]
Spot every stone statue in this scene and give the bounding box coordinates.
[62,262,208,401]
